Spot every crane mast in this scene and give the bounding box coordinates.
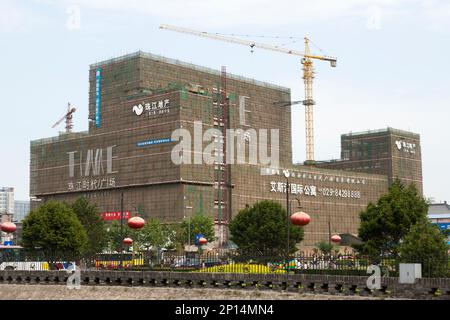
[159,24,337,162]
[52,102,76,133]
[302,37,315,162]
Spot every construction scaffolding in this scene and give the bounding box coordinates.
[212,66,231,247]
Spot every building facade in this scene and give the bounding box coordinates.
[0,187,14,215]
[0,187,15,246]
[13,200,30,222]
[30,51,423,249]
[316,128,423,194]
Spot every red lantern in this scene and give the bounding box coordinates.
[331,234,341,243]
[123,237,133,245]
[0,222,17,233]
[198,237,207,246]
[128,216,145,229]
[290,211,311,226]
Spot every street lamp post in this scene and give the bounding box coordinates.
[120,192,124,269]
[283,171,292,270]
[328,220,331,248]
[283,169,312,272]
[185,206,193,247]
[285,173,290,260]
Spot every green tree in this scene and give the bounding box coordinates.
[316,241,334,255]
[179,214,215,246]
[105,218,170,250]
[229,200,304,256]
[21,200,88,264]
[106,220,137,252]
[137,218,167,250]
[165,223,187,251]
[71,197,107,256]
[399,223,449,277]
[357,180,428,257]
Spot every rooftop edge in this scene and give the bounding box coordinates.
[89,50,291,93]
[342,127,420,138]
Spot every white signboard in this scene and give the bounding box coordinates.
[262,167,366,185]
[132,99,170,117]
[395,140,416,154]
[68,177,116,192]
[67,145,118,192]
[269,182,361,199]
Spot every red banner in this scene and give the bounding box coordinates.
[101,211,131,221]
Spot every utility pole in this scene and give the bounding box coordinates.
[185,206,193,247]
[286,177,290,258]
[119,192,124,269]
[328,220,331,248]
[284,171,291,270]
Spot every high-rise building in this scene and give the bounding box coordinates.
[13,200,30,222]
[0,187,14,215]
[0,187,15,246]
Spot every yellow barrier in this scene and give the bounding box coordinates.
[95,256,144,269]
[199,263,286,274]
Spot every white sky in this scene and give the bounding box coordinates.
[0,0,449,202]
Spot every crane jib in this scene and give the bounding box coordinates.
[160,24,336,64]
[159,24,338,162]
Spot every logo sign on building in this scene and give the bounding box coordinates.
[95,68,102,128]
[395,140,416,154]
[261,167,367,185]
[137,138,173,147]
[269,181,361,199]
[132,99,170,117]
[67,145,118,192]
[101,211,131,221]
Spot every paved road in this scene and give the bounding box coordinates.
[0,284,381,300]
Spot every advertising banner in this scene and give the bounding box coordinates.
[95,68,102,127]
[101,211,131,221]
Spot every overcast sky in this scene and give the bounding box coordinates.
[0,0,449,202]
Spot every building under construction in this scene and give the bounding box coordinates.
[30,51,423,249]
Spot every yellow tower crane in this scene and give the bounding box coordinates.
[159,24,337,163]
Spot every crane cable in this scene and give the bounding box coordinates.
[209,31,330,56]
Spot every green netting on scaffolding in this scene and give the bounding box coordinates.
[166,82,187,99]
[367,141,373,159]
[185,185,210,216]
